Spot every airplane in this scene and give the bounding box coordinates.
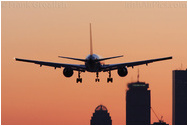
[14,24,172,83]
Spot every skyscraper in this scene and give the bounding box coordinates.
[90,104,112,125]
[172,69,187,125]
[126,81,151,125]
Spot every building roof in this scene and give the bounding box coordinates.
[95,104,107,111]
[127,81,149,89]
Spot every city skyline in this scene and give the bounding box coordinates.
[2,1,186,125]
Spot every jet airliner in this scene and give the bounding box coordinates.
[15,24,172,83]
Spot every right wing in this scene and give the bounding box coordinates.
[102,56,172,72]
[15,58,86,72]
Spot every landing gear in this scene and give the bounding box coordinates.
[107,71,113,83]
[76,71,82,83]
[95,78,100,82]
[107,78,113,83]
[77,78,82,83]
[95,72,100,82]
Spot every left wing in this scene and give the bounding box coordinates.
[102,56,172,72]
[15,58,86,72]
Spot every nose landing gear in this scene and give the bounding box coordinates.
[107,71,113,83]
[76,71,82,83]
[95,72,100,82]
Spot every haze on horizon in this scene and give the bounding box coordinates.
[2,1,187,125]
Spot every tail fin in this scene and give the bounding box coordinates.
[90,23,93,55]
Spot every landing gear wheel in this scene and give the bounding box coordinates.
[107,78,113,83]
[76,71,82,83]
[107,71,113,83]
[95,78,100,82]
[76,78,82,83]
[95,72,100,82]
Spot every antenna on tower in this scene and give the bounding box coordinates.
[137,68,140,82]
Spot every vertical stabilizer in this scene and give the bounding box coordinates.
[90,23,93,55]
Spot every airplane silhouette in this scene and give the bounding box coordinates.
[15,24,172,83]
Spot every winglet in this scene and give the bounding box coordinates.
[90,23,93,55]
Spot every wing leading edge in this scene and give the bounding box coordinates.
[15,58,86,72]
[102,56,172,72]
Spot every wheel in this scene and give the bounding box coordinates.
[107,78,113,83]
[110,78,113,83]
[95,78,100,82]
[76,78,82,83]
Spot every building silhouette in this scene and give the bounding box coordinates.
[153,120,169,125]
[126,81,151,125]
[172,69,187,125]
[90,104,112,125]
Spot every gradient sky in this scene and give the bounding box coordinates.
[2,1,187,125]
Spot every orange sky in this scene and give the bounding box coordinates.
[2,1,187,125]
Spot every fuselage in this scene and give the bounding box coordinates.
[85,54,102,72]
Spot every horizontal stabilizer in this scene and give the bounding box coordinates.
[97,55,124,61]
[58,56,86,62]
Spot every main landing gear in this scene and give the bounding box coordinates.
[76,71,82,83]
[76,71,113,83]
[95,72,100,82]
[107,71,113,83]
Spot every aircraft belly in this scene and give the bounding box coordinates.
[85,63,101,72]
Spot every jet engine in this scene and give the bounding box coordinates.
[63,67,74,77]
[117,67,128,77]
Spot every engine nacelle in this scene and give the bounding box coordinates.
[117,67,128,77]
[63,67,74,77]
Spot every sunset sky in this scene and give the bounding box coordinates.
[2,1,187,125]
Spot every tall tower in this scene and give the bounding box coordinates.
[90,104,112,125]
[126,81,151,125]
[172,69,187,125]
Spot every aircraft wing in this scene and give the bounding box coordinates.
[102,56,172,72]
[15,58,86,72]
